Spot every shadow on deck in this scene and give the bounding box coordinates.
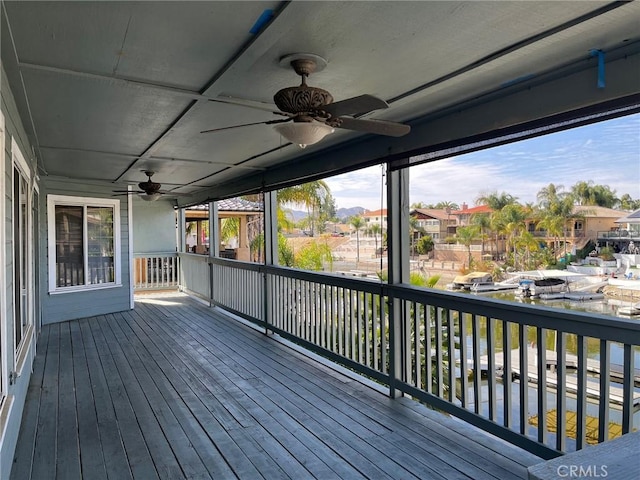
[12,293,542,479]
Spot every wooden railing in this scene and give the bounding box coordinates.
[179,256,640,459]
[133,253,179,290]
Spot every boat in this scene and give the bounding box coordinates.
[448,271,493,290]
[513,269,587,298]
[516,277,568,298]
[470,276,521,293]
[618,302,640,316]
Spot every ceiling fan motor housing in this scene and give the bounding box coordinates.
[138,180,162,194]
[274,85,333,115]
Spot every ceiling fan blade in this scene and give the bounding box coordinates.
[157,191,191,196]
[201,118,292,134]
[112,190,144,194]
[321,95,389,117]
[210,96,287,116]
[337,117,411,137]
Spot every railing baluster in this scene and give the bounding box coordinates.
[576,334,587,450]
[435,307,443,398]
[364,292,371,369]
[338,287,346,355]
[519,324,529,435]
[414,301,421,390]
[622,344,633,435]
[556,331,566,451]
[503,320,512,429]
[537,328,548,445]
[372,293,379,371]
[598,339,610,444]
[380,295,387,374]
[459,311,468,409]
[487,317,496,422]
[472,314,481,414]
[350,289,356,361]
[447,309,456,403]
[425,305,432,394]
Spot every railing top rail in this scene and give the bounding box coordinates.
[204,259,639,344]
[134,252,178,258]
[386,283,640,343]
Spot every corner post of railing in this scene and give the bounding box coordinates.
[208,201,219,307]
[263,191,278,335]
[387,161,411,398]
[177,208,187,290]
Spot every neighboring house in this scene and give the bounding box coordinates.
[599,208,640,252]
[185,198,263,260]
[362,209,388,230]
[451,203,493,227]
[409,208,455,243]
[527,205,626,253]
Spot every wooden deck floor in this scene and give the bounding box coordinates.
[12,293,542,479]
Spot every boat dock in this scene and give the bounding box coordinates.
[477,347,640,411]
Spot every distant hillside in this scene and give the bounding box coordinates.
[287,207,365,222]
[336,207,365,220]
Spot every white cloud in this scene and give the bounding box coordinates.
[324,113,640,210]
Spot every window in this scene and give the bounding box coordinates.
[48,195,121,292]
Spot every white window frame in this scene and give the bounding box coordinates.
[0,112,7,400]
[12,139,34,366]
[47,195,121,293]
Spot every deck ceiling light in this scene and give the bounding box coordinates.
[273,120,334,149]
[140,193,162,202]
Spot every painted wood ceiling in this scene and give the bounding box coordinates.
[2,1,639,204]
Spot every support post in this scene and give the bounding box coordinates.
[263,191,278,334]
[208,202,219,307]
[387,160,410,398]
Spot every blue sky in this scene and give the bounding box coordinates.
[325,113,640,211]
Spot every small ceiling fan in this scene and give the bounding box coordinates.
[112,171,189,201]
[202,53,411,147]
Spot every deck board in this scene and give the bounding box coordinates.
[12,293,541,479]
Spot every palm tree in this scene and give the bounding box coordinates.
[370,223,382,257]
[456,225,480,269]
[278,180,331,236]
[471,213,491,257]
[536,212,564,257]
[536,183,567,210]
[409,216,425,257]
[514,231,540,270]
[349,215,365,266]
[475,191,518,210]
[498,204,527,269]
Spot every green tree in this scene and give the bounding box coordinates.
[618,193,640,211]
[349,215,365,266]
[416,235,434,255]
[278,180,331,236]
[370,223,382,257]
[456,225,480,268]
[476,191,518,210]
[471,212,491,256]
[434,200,460,211]
[294,241,333,271]
[571,181,618,208]
[498,204,527,269]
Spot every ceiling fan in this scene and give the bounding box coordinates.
[112,171,189,201]
[202,53,411,148]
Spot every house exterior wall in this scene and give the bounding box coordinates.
[0,65,38,480]
[2,60,139,479]
[132,199,176,254]
[40,177,132,324]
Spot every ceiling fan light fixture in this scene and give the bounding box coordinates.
[140,192,162,202]
[273,121,334,148]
